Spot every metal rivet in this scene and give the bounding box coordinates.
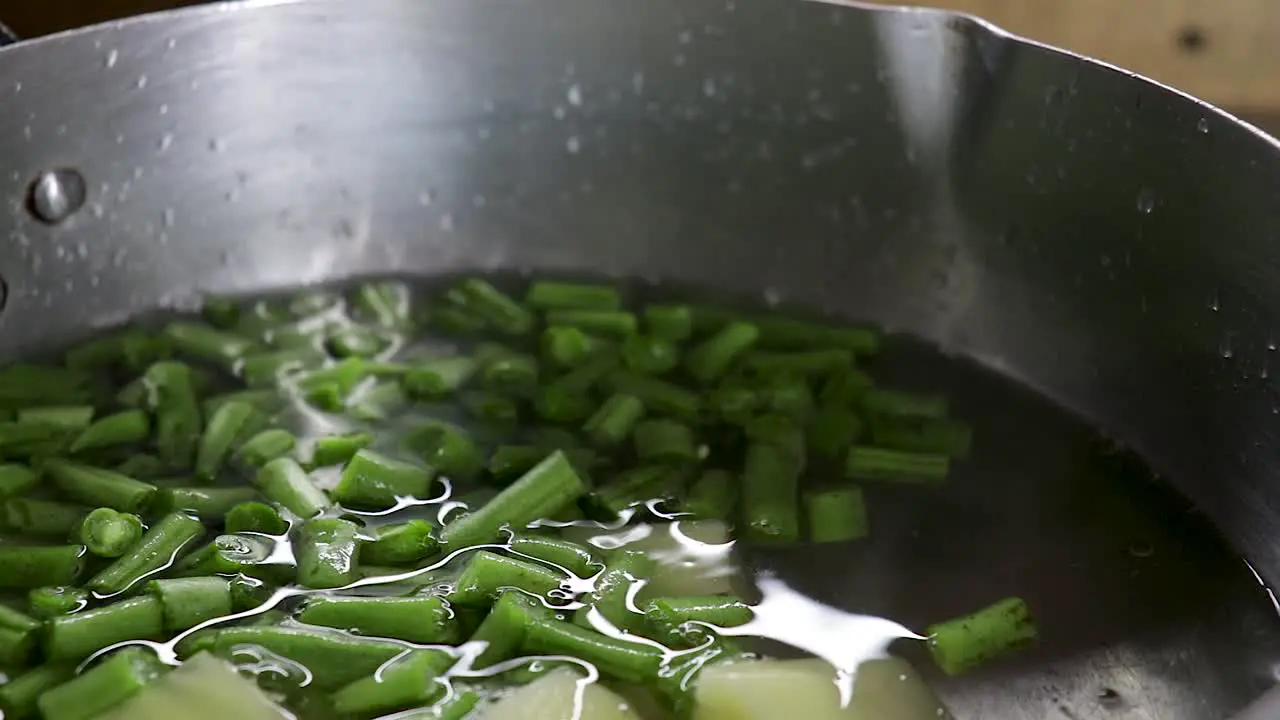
[28,169,87,225]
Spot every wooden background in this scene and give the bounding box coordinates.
[0,0,1276,114]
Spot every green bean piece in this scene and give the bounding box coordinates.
[685,321,760,385]
[860,387,949,419]
[224,501,289,535]
[454,279,534,336]
[143,361,204,468]
[481,351,539,394]
[0,365,95,408]
[748,316,881,355]
[326,324,391,358]
[308,431,373,468]
[427,303,489,335]
[178,626,403,690]
[201,389,282,419]
[38,647,167,720]
[741,441,802,543]
[296,517,361,589]
[927,597,1038,675]
[592,465,688,516]
[427,690,482,720]
[681,469,736,520]
[744,349,853,378]
[509,534,602,578]
[606,371,703,423]
[0,605,39,667]
[45,595,164,661]
[297,358,371,410]
[845,446,950,484]
[350,280,411,328]
[576,550,654,634]
[487,446,597,483]
[113,454,168,480]
[633,419,699,465]
[299,595,459,644]
[334,450,436,509]
[0,546,85,588]
[254,457,332,518]
[544,310,638,339]
[541,326,611,369]
[69,410,150,454]
[406,423,484,483]
[65,329,166,372]
[155,486,259,522]
[644,304,694,342]
[441,451,587,550]
[0,464,37,500]
[77,508,145,558]
[549,353,620,395]
[0,420,77,458]
[360,520,439,566]
[42,459,156,515]
[819,367,875,407]
[522,616,663,684]
[28,586,89,619]
[804,487,869,543]
[450,550,566,606]
[3,499,87,537]
[467,590,553,669]
[745,414,807,470]
[869,416,973,457]
[173,534,289,583]
[526,281,622,311]
[403,356,479,399]
[230,428,296,470]
[147,577,233,631]
[350,380,409,421]
[238,347,328,388]
[0,663,75,719]
[460,391,520,426]
[201,296,241,328]
[533,385,595,424]
[583,393,646,448]
[620,334,680,375]
[709,384,759,426]
[15,406,94,431]
[644,595,753,644]
[331,649,454,717]
[229,576,275,612]
[758,372,815,420]
[162,321,256,365]
[88,512,204,595]
[808,406,864,461]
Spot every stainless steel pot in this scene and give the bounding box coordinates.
[1,0,1280,716]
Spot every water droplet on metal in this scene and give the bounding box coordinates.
[157,134,173,152]
[703,78,717,97]
[104,49,118,68]
[418,189,437,206]
[1136,188,1155,214]
[439,213,455,232]
[136,75,148,89]
[1196,117,1209,133]
[566,136,581,154]
[27,169,87,225]
[567,84,582,106]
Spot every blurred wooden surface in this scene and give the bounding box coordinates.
[1,0,1278,113]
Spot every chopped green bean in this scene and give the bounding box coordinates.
[334,449,436,509]
[441,451,587,550]
[300,595,459,644]
[460,391,520,425]
[522,616,663,684]
[741,441,802,543]
[296,517,361,589]
[403,357,479,399]
[644,595,753,639]
[545,310,638,339]
[0,605,39,667]
[309,431,373,468]
[254,457,332,518]
[77,507,145,557]
[860,387,949,419]
[406,423,484,483]
[869,416,973,457]
[38,647,167,720]
[0,663,75,719]
[69,410,150,454]
[224,501,289,535]
[606,371,703,423]
[331,649,454,716]
[541,326,610,369]
[644,304,694,342]
[819,367,875,407]
[0,464,37,500]
[576,550,654,632]
[28,586,89,619]
[361,520,439,566]
[178,626,403,690]
[681,469,736,520]
[845,446,950,484]
[326,325,391,358]
[466,590,553,669]
[162,322,256,365]
[481,351,539,394]
[510,534,602,578]
[88,512,204,595]
[231,428,297,470]
[155,486,259,522]
[42,459,157,514]
[237,347,328,388]
[808,406,864,461]
[15,406,94,430]
[143,361,204,469]
[927,597,1038,675]
[526,281,622,311]
[45,595,164,661]
[804,486,869,543]
[622,335,680,375]
[148,577,233,630]
[0,546,85,588]
[584,393,646,448]
[744,348,853,377]
[591,465,687,515]
[633,419,699,465]
[451,550,566,606]
[172,534,289,583]
[349,280,411,328]
[3,498,88,537]
[685,321,759,385]
[456,279,534,336]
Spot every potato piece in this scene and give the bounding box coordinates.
[478,669,643,720]
[99,652,287,720]
[693,657,950,720]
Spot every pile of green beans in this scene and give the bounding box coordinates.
[0,277,1032,720]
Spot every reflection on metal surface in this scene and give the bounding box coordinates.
[0,0,1278,715]
[27,169,86,225]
